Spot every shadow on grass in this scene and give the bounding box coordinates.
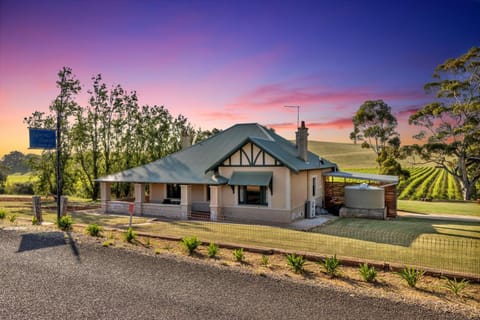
[311,217,480,247]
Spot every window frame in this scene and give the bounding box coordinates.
[166,184,181,199]
[238,185,268,206]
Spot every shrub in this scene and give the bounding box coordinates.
[397,267,424,288]
[123,227,136,243]
[181,236,201,255]
[32,216,39,225]
[86,223,103,237]
[0,208,6,219]
[321,255,340,277]
[145,238,151,247]
[359,263,377,283]
[233,248,245,262]
[8,214,17,223]
[5,182,34,195]
[286,253,305,274]
[442,277,469,296]
[154,248,161,255]
[207,242,219,258]
[261,255,269,267]
[56,215,73,231]
[102,240,114,247]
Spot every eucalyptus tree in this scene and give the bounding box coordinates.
[350,100,407,177]
[407,47,480,200]
[24,67,80,196]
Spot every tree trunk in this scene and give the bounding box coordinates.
[459,178,474,201]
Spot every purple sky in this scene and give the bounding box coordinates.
[1,0,479,156]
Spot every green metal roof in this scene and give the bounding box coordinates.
[228,171,273,186]
[97,123,337,184]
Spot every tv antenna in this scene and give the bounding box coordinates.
[284,105,301,128]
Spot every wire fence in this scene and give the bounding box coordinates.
[132,217,480,276]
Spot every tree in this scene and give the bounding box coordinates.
[24,67,81,196]
[350,100,406,175]
[407,47,480,200]
[0,151,30,174]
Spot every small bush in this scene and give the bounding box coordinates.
[145,238,151,247]
[102,240,113,247]
[57,215,73,231]
[359,263,377,283]
[32,216,39,225]
[286,253,305,274]
[442,277,469,296]
[261,255,269,267]
[86,223,103,237]
[397,267,424,288]
[154,248,161,255]
[233,248,245,262]
[123,227,137,243]
[8,214,17,223]
[322,255,340,277]
[0,208,6,219]
[181,236,201,255]
[207,242,219,258]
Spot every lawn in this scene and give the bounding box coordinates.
[2,197,479,275]
[129,217,480,275]
[398,200,480,217]
[5,173,36,184]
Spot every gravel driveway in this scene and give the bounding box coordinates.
[0,228,472,320]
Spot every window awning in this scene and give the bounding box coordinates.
[228,171,273,186]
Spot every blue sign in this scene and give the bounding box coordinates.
[29,128,56,149]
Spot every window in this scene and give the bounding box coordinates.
[206,185,211,201]
[166,184,181,199]
[238,185,267,206]
[312,177,317,197]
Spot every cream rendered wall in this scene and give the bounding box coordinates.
[149,184,166,203]
[218,166,289,209]
[191,185,205,202]
[290,171,308,210]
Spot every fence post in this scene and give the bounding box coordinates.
[32,196,42,224]
[60,196,68,216]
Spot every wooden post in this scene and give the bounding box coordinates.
[32,196,42,224]
[60,196,68,216]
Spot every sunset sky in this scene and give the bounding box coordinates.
[0,0,479,157]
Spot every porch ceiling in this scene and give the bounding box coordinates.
[323,171,399,184]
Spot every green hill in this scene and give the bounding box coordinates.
[308,141,378,169]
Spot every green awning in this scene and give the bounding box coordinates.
[228,171,273,186]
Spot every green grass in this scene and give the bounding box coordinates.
[398,200,480,217]
[309,141,377,169]
[131,217,480,275]
[5,173,35,184]
[1,197,478,274]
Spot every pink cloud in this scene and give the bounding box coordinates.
[227,82,427,112]
[396,105,422,119]
[267,117,353,131]
[200,111,249,121]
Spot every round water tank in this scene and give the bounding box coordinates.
[344,184,384,209]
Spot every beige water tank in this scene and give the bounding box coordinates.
[344,184,384,209]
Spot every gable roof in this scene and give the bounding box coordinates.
[97,123,337,184]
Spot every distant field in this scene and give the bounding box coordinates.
[308,141,377,169]
[310,140,466,201]
[398,200,479,217]
[6,173,34,184]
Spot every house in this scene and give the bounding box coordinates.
[97,122,398,223]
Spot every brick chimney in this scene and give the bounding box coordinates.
[296,121,309,162]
